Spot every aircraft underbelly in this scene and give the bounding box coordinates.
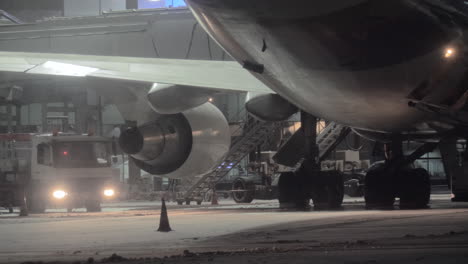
[187,0,464,132]
[267,64,429,132]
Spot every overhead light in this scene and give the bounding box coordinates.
[444,48,455,58]
[28,61,99,77]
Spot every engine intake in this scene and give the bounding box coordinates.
[120,114,193,174]
[119,103,230,179]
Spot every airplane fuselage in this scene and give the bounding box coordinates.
[186,0,468,133]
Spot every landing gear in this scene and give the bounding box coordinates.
[364,162,395,209]
[277,112,345,210]
[311,170,344,210]
[440,137,468,202]
[277,112,434,211]
[364,139,436,210]
[398,168,430,209]
[278,172,309,209]
[278,167,344,210]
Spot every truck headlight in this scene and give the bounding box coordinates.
[53,190,68,199]
[103,189,115,197]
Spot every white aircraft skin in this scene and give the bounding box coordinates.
[185,0,468,134]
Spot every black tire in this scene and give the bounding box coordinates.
[85,199,101,212]
[364,163,395,209]
[19,206,29,217]
[326,170,344,208]
[278,172,310,209]
[311,170,344,210]
[398,168,431,209]
[344,179,363,197]
[8,207,14,214]
[278,172,297,208]
[232,178,254,203]
[27,187,46,214]
[177,200,183,205]
[28,198,46,214]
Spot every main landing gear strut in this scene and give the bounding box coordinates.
[365,138,437,209]
[278,112,344,210]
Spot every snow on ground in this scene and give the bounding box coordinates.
[1,201,467,264]
[0,191,453,217]
[0,188,464,264]
[0,206,385,263]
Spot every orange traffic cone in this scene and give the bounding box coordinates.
[157,198,172,232]
[211,190,219,205]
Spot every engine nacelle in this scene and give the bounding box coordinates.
[119,103,231,179]
[245,93,298,121]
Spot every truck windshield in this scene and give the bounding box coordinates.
[53,142,110,168]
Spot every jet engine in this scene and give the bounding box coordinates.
[119,103,231,179]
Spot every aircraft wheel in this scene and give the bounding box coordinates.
[311,170,344,210]
[399,168,430,209]
[278,172,309,209]
[364,163,395,209]
[325,170,344,209]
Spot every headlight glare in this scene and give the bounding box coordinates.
[52,190,68,199]
[103,189,115,197]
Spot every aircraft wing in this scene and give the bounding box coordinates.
[0,51,272,94]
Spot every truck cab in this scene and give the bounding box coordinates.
[28,134,120,213]
[0,133,120,214]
